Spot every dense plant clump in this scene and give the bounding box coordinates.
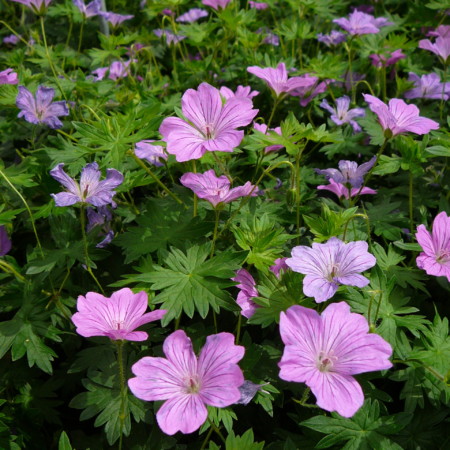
[0,0,450,448]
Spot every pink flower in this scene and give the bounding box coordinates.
[231,269,259,318]
[279,302,393,417]
[219,85,259,100]
[128,330,245,435]
[419,36,450,63]
[249,1,268,9]
[160,82,258,162]
[202,0,231,10]
[317,31,346,47]
[317,179,377,199]
[176,8,208,23]
[135,140,168,167]
[0,68,18,85]
[416,211,450,281]
[253,122,284,153]
[180,170,257,207]
[369,49,405,68]
[404,72,450,100]
[427,25,450,38]
[72,288,166,341]
[363,94,439,137]
[290,75,331,106]
[333,10,393,36]
[269,258,289,278]
[10,0,51,14]
[286,237,376,303]
[108,60,133,80]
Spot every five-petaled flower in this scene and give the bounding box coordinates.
[10,0,51,14]
[180,170,257,207]
[320,96,365,133]
[278,302,393,417]
[99,11,134,27]
[128,330,245,435]
[202,0,231,10]
[160,82,258,162]
[50,162,123,207]
[363,94,439,138]
[72,288,166,341]
[73,0,101,18]
[286,237,377,303]
[0,68,18,85]
[416,211,450,281]
[404,72,450,100]
[419,36,450,64]
[176,8,208,23]
[135,140,168,167]
[333,10,392,36]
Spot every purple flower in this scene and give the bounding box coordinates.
[269,257,288,278]
[404,72,450,100]
[333,10,392,36]
[92,67,108,81]
[427,25,450,38]
[73,0,101,18]
[317,179,376,200]
[219,85,259,100]
[72,288,166,341]
[99,11,134,27]
[236,380,268,404]
[317,30,347,47]
[231,269,259,318]
[253,122,284,153]
[262,31,279,46]
[419,36,450,63]
[180,170,257,208]
[0,226,12,256]
[320,96,365,133]
[249,1,268,9]
[416,211,450,281]
[153,29,186,45]
[10,0,51,14]
[16,86,69,129]
[109,60,133,80]
[363,94,439,137]
[286,237,376,303]
[3,34,21,45]
[50,162,123,207]
[202,0,231,10]
[86,206,114,247]
[290,74,331,106]
[369,49,405,68]
[161,8,174,16]
[135,140,168,167]
[279,302,393,417]
[247,63,315,97]
[176,8,208,23]
[316,157,376,189]
[0,69,18,85]
[160,82,258,162]
[128,330,245,435]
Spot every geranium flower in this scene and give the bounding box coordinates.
[73,0,101,18]
[320,96,365,132]
[269,257,288,278]
[369,49,405,68]
[416,211,450,281]
[0,69,18,85]
[317,30,346,47]
[290,75,331,106]
[249,1,268,9]
[10,0,51,14]
[253,122,284,153]
[333,10,392,36]
[176,8,208,23]
[404,72,450,100]
[0,226,12,256]
[317,179,377,199]
[72,288,166,341]
[3,34,21,45]
[180,170,257,207]
[159,82,258,162]
[153,29,186,45]
[16,86,69,129]
[128,330,245,435]
[286,237,376,303]
[99,11,134,26]
[135,140,168,167]
[50,162,123,207]
[219,85,259,100]
[316,157,376,189]
[427,25,450,38]
[279,302,393,417]
[202,0,231,10]
[363,94,439,137]
[419,36,450,63]
[231,269,259,318]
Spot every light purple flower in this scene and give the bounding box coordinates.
[109,60,133,80]
[72,288,166,341]
[263,31,279,46]
[92,67,109,81]
[317,179,377,200]
[249,1,268,9]
[427,25,450,38]
[369,49,405,68]
[99,11,134,27]
[10,0,51,14]
[180,170,257,208]
[316,157,376,189]
[247,63,318,97]
[0,69,18,85]
[202,0,231,10]
[404,72,450,100]
[0,226,12,256]
[333,10,392,36]
[231,269,259,318]
[290,74,331,106]
[16,85,69,129]
[286,237,376,303]
[320,96,365,133]
[317,30,347,47]
[363,94,439,137]
[3,34,21,45]
[153,29,186,45]
[253,122,284,153]
[160,82,258,162]
[176,8,208,23]
[135,140,168,167]
[50,162,123,207]
[219,85,259,100]
[419,36,450,63]
[73,0,101,18]
[128,330,245,435]
[86,205,112,232]
[236,380,268,404]
[278,302,393,417]
[416,211,450,281]
[161,8,174,16]
[269,257,288,278]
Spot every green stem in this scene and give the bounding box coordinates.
[409,170,414,233]
[294,152,302,243]
[440,63,448,121]
[345,39,355,104]
[381,66,387,102]
[0,259,26,282]
[192,160,198,217]
[77,18,85,53]
[62,15,73,70]
[373,291,383,325]
[116,340,127,450]
[207,418,226,444]
[235,313,242,345]
[200,425,214,450]
[0,21,31,47]
[267,96,281,129]
[210,209,220,258]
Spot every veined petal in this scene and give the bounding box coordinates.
[163,330,198,376]
[215,97,258,135]
[35,85,55,109]
[303,275,338,303]
[50,163,81,197]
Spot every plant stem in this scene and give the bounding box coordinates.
[235,313,242,345]
[409,170,414,233]
[373,291,383,325]
[210,209,220,258]
[207,418,226,444]
[116,340,127,450]
[200,425,214,450]
[192,160,198,217]
[77,18,85,53]
[0,259,26,282]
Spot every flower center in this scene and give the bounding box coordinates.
[436,249,450,264]
[326,263,340,281]
[317,351,337,372]
[183,375,201,394]
[113,320,124,330]
[203,124,215,140]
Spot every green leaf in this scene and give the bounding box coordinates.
[224,429,265,449]
[58,431,72,450]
